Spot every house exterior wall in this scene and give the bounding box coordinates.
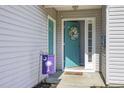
[0,5,56,88]
[80,21,85,66]
[42,7,57,20]
[107,5,124,85]
[100,5,106,81]
[56,9,102,71]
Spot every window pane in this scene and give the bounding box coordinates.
[88,54,92,62]
[88,47,92,52]
[88,39,92,46]
[88,32,92,38]
[88,24,92,31]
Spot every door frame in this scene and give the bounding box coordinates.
[62,17,96,72]
[48,15,56,72]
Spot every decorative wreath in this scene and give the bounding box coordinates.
[69,27,79,40]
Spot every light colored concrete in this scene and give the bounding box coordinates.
[57,72,105,88]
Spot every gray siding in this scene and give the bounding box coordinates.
[107,5,124,84]
[101,5,106,80]
[56,9,102,71]
[0,5,56,88]
[43,7,57,20]
[80,21,85,66]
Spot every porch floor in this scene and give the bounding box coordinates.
[46,71,105,88]
[57,72,105,88]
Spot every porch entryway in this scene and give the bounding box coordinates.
[44,5,104,88]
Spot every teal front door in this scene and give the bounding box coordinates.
[64,21,80,67]
[48,19,54,55]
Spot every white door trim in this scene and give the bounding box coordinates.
[62,17,96,72]
[48,15,56,72]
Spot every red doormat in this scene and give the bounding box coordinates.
[64,71,83,75]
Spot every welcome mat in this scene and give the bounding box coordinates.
[64,71,83,75]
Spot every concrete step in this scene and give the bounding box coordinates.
[46,78,60,84]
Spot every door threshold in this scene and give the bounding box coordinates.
[64,68,95,72]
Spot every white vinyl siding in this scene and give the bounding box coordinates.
[0,5,57,88]
[107,5,124,84]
